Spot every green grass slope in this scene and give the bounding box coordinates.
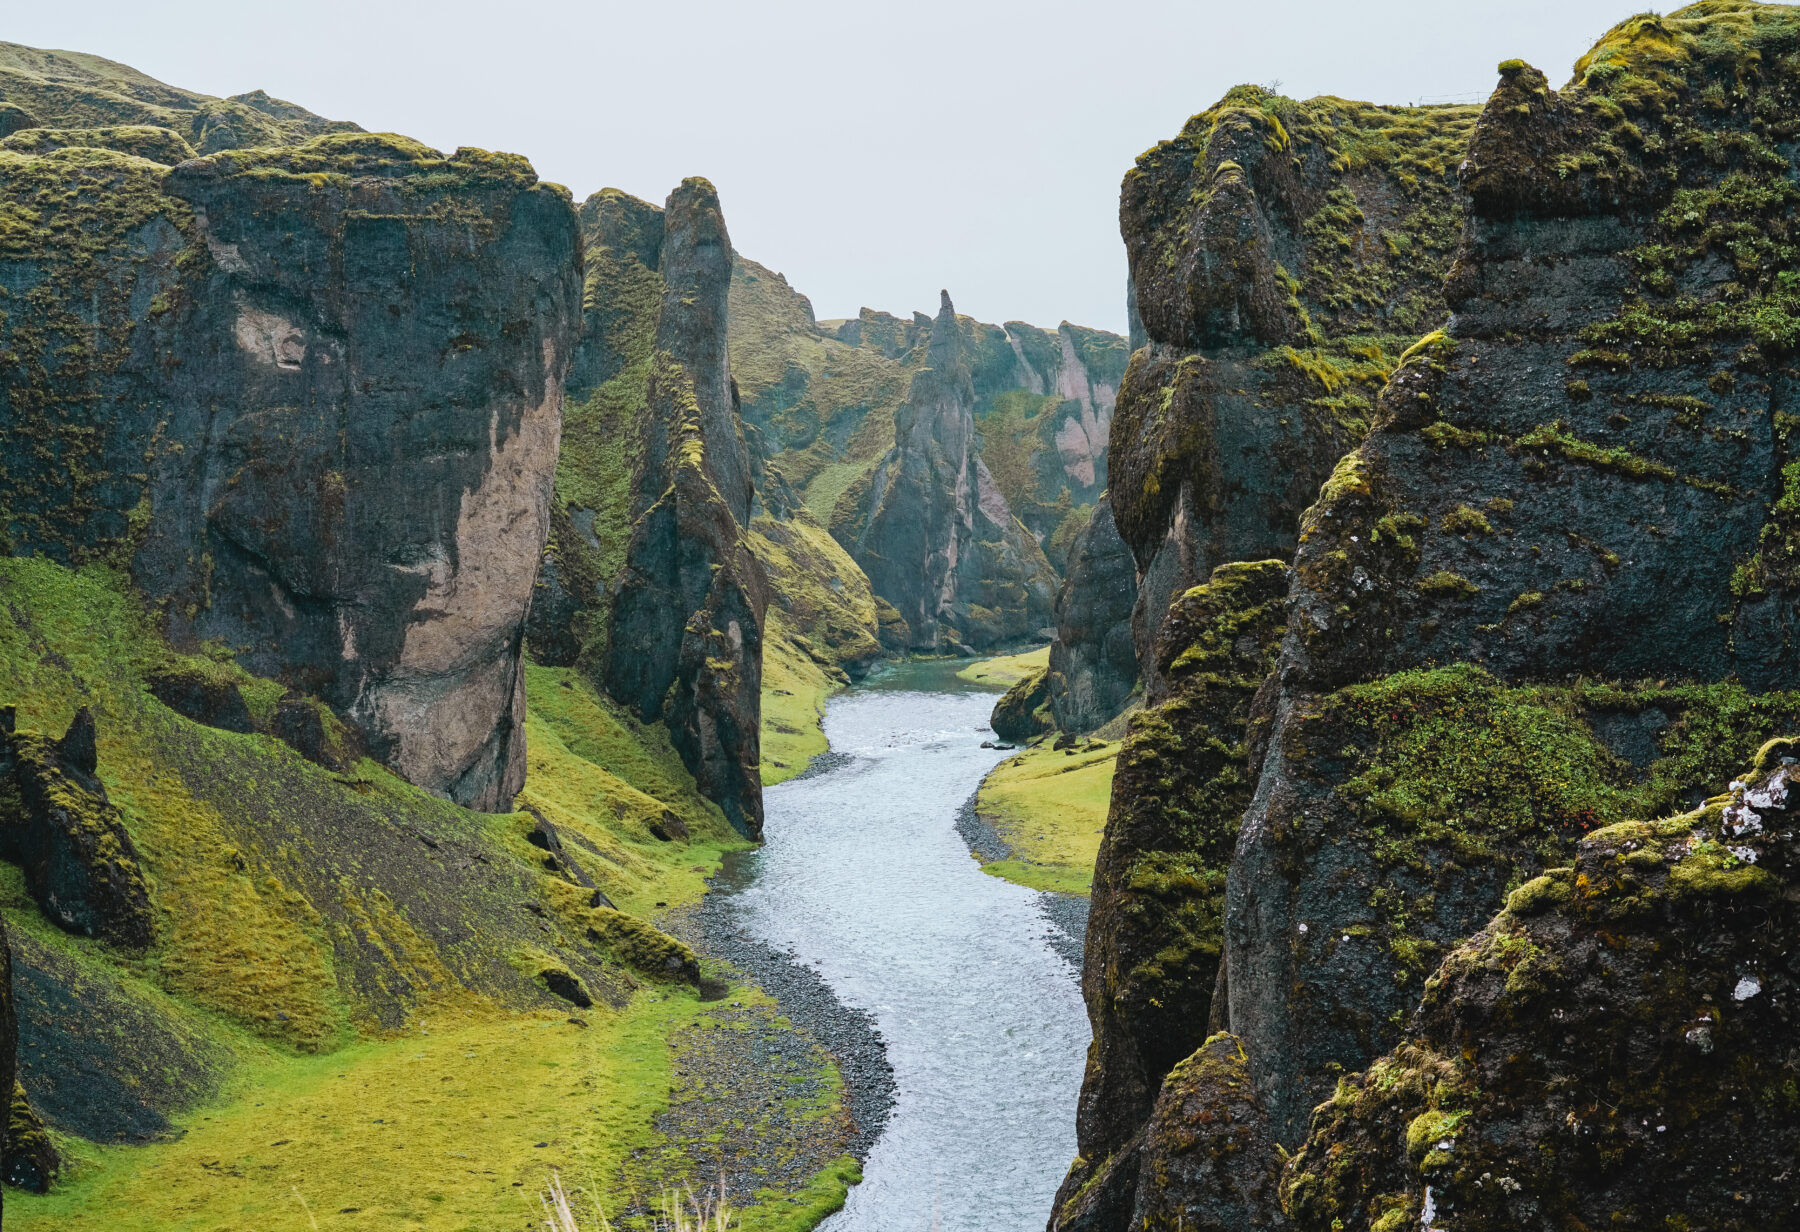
[0,557,857,1229]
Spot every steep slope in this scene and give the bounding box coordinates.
[843,292,1061,650]
[0,120,581,813]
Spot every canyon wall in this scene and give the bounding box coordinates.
[0,114,581,812]
[1059,5,1800,1230]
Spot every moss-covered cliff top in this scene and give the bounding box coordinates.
[0,124,196,164]
[1124,83,1477,347]
[0,40,359,152]
[167,131,548,191]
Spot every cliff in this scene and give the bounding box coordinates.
[727,255,1127,651]
[1061,4,1800,1229]
[1045,498,1139,734]
[842,292,1061,650]
[1232,1,1800,1143]
[525,181,770,838]
[1109,85,1476,695]
[0,120,582,813]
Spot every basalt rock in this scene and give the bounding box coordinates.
[1230,2,1800,1145]
[1111,85,1475,693]
[848,291,1060,650]
[0,126,583,813]
[0,710,153,948]
[6,1080,57,1193]
[1047,499,1139,733]
[595,180,769,839]
[1283,750,1800,1232]
[991,667,1054,743]
[1053,562,1286,1226]
[1130,1034,1286,1231]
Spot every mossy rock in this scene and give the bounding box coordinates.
[1284,755,1800,1231]
[991,667,1054,742]
[6,1079,59,1192]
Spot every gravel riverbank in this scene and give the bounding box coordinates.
[672,849,897,1160]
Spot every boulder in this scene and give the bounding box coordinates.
[991,668,1053,743]
[0,710,153,948]
[5,1081,57,1193]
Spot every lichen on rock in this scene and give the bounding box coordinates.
[1284,752,1800,1232]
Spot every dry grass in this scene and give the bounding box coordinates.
[540,1172,735,1232]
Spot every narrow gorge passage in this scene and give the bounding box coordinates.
[730,663,1088,1229]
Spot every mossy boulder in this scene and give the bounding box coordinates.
[145,660,253,734]
[1284,756,1800,1231]
[5,1080,58,1193]
[0,709,152,948]
[1130,1034,1286,1231]
[991,667,1053,743]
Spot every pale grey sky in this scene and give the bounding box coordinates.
[15,1,1660,333]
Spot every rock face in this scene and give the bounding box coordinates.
[1046,499,1139,733]
[846,292,1060,650]
[726,255,1127,652]
[1054,561,1286,1221]
[1285,750,1800,1232]
[0,124,583,812]
[1062,7,1800,1229]
[1110,86,1475,692]
[530,181,769,838]
[0,708,153,948]
[604,181,769,839]
[1231,2,1800,1144]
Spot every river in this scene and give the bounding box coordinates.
[727,661,1089,1230]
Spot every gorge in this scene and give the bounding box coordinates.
[3,3,1800,1231]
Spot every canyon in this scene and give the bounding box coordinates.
[3,3,1800,1230]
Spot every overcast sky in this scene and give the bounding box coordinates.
[15,1,1659,334]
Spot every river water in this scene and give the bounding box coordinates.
[727,662,1088,1230]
